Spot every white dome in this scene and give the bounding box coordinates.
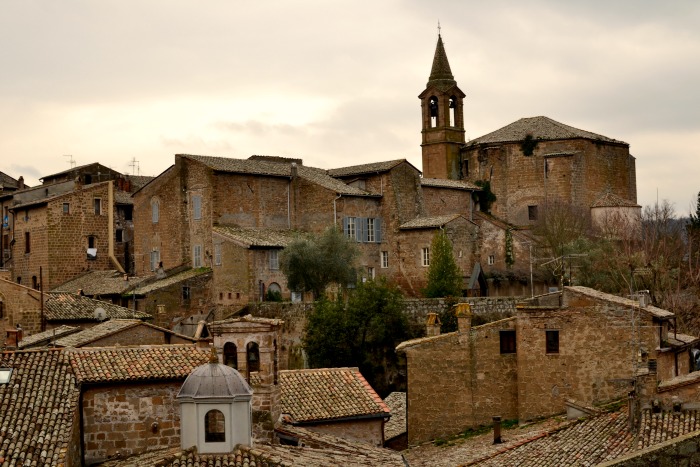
[177,362,252,401]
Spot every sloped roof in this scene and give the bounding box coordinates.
[44,292,151,321]
[397,317,517,352]
[566,286,674,319]
[465,116,627,147]
[384,392,407,440]
[399,213,465,229]
[53,319,197,348]
[181,154,369,196]
[67,345,209,384]
[39,162,121,181]
[591,191,641,208]
[421,178,480,190]
[133,267,212,295]
[0,171,19,189]
[126,175,155,189]
[0,349,80,466]
[17,325,80,349]
[213,225,301,248]
[280,367,390,423]
[426,34,458,92]
[52,270,149,295]
[327,159,409,177]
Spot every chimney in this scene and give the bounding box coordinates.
[493,416,502,444]
[17,176,25,190]
[426,312,441,337]
[455,303,472,333]
[290,162,298,179]
[5,325,23,349]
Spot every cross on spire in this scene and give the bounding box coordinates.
[438,20,441,36]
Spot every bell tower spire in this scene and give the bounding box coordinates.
[419,31,466,180]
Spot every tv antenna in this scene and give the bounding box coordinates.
[64,155,76,168]
[129,157,140,176]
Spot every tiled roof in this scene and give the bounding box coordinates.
[327,159,408,177]
[428,34,456,88]
[54,319,144,347]
[40,162,116,180]
[113,189,134,205]
[0,349,80,466]
[18,325,80,349]
[213,226,301,248]
[133,268,212,295]
[126,175,155,189]
[0,171,18,189]
[211,314,284,327]
[280,367,390,423]
[384,392,407,440]
[399,213,464,229]
[465,116,626,147]
[658,370,700,392]
[44,292,151,321]
[636,409,700,449]
[181,154,368,196]
[397,317,517,352]
[68,345,209,383]
[421,178,480,190]
[52,270,149,295]
[566,286,675,319]
[591,191,640,208]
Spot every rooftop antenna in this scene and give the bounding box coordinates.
[129,157,140,176]
[437,20,441,37]
[64,155,76,168]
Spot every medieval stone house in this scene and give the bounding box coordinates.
[397,286,700,445]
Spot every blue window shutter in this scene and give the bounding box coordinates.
[356,218,364,243]
[375,218,382,243]
[343,217,349,237]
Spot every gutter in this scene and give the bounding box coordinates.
[107,181,126,273]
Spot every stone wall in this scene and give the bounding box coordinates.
[0,278,42,347]
[402,296,519,332]
[302,419,385,447]
[82,382,182,464]
[138,271,213,329]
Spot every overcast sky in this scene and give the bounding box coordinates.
[1,1,698,213]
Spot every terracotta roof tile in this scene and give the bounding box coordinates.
[591,192,640,208]
[280,368,390,423]
[213,226,301,248]
[384,392,407,440]
[18,325,80,349]
[566,286,674,319]
[421,178,480,190]
[44,292,151,321]
[0,349,80,466]
[68,345,209,383]
[134,268,211,294]
[52,270,149,295]
[399,214,465,229]
[327,159,408,177]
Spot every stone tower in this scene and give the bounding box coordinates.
[419,33,466,180]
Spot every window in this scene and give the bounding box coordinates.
[151,199,159,223]
[500,330,516,354]
[381,251,389,268]
[421,247,430,267]
[204,410,225,443]
[150,250,160,271]
[182,286,191,301]
[367,267,375,280]
[94,198,102,215]
[62,203,70,214]
[344,217,356,239]
[449,95,457,127]
[214,243,222,266]
[269,250,279,270]
[429,96,438,128]
[32,276,38,289]
[192,194,202,220]
[88,236,96,249]
[247,342,260,374]
[367,218,375,242]
[0,368,12,384]
[546,330,559,354]
[193,245,202,268]
[224,342,238,369]
[528,205,538,221]
[24,232,30,253]
[116,229,123,243]
[488,255,495,265]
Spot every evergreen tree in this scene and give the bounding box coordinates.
[690,191,700,229]
[423,229,463,298]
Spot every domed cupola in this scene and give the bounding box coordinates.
[177,349,253,453]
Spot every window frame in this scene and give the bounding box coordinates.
[421,247,430,267]
[269,250,279,270]
[192,194,202,220]
[214,243,222,266]
[381,251,389,268]
[488,255,495,265]
[193,244,202,268]
[151,199,160,224]
[150,249,160,272]
[24,231,30,254]
[546,330,560,354]
[94,198,102,215]
[528,205,538,221]
[367,218,375,242]
[500,330,517,354]
[62,203,70,214]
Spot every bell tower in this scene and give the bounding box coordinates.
[419,33,466,180]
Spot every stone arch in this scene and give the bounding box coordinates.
[246,341,260,378]
[223,342,238,369]
[204,409,226,442]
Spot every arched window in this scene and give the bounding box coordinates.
[429,96,439,128]
[449,95,457,127]
[224,342,238,369]
[204,410,225,442]
[247,342,260,377]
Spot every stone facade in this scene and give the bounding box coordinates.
[82,382,182,464]
[0,277,43,346]
[301,419,386,447]
[398,287,695,445]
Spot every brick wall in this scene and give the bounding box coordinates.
[82,382,182,464]
[0,278,42,346]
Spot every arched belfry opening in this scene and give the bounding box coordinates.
[419,33,466,180]
[224,342,238,369]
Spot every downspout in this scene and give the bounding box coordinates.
[333,194,342,226]
[107,181,126,273]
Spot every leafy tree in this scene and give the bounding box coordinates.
[303,278,413,395]
[423,229,463,298]
[474,180,497,213]
[280,227,358,299]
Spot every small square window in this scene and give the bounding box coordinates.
[546,330,559,354]
[488,255,495,265]
[0,368,12,384]
[528,205,538,221]
[500,330,516,354]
